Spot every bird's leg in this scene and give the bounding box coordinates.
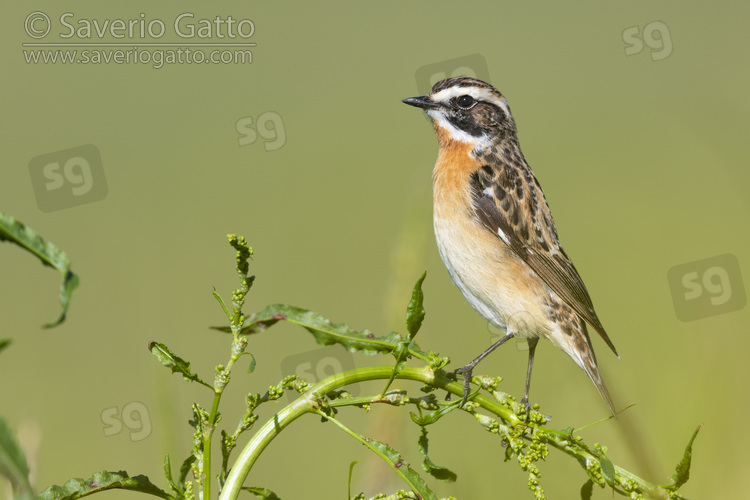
[454,332,515,407]
[520,337,539,422]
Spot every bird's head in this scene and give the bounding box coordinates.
[402,77,517,148]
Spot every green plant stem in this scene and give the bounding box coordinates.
[218,365,674,500]
[205,334,245,500]
[218,390,313,500]
[218,365,437,500]
[202,392,222,500]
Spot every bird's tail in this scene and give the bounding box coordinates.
[580,351,616,416]
[556,323,617,416]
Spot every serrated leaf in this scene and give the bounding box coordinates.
[668,424,701,490]
[580,478,593,500]
[214,304,429,360]
[241,486,281,499]
[417,427,456,483]
[36,470,171,500]
[366,438,437,500]
[0,415,33,500]
[405,272,426,339]
[0,212,80,328]
[149,342,211,388]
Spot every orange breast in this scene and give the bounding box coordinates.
[432,124,482,220]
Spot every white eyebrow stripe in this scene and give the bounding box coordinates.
[430,86,511,117]
[431,86,495,102]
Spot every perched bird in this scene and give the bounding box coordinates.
[402,77,618,415]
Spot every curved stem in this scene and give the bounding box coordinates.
[218,364,674,500]
[219,365,440,500]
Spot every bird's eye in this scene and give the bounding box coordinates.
[455,95,476,109]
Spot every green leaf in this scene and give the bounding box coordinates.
[245,352,257,374]
[214,304,429,360]
[213,290,232,321]
[0,415,33,500]
[348,460,358,499]
[241,486,281,499]
[163,454,181,495]
[409,403,457,426]
[0,339,11,355]
[148,342,212,389]
[0,212,80,328]
[599,454,615,485]
[668,424,701,490]
[220,430,232,481]
[178,454,196,488]
[580,478,593,500]
[380,341,409,396]
[405,272,426,339]
[417,427,457,483]
[37,470,172,500]
[366,438,436,500]
[320,410,436,500]
[381,273,431,394]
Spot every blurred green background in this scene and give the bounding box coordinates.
[1,1,748,498]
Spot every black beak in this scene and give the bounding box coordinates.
[402,96,440,110]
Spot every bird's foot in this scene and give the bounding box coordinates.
[453,365,474,408]
[519,396,531,423]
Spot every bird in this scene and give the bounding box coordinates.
[402,76,618,416]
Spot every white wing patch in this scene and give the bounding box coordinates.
[496,227,511,246]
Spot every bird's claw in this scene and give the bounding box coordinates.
[454,366,474,408]
[520,396,531,423]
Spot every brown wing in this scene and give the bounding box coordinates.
[469,162,618,356]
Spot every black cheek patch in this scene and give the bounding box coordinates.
[445,102,508,138]
[446,113,485,138]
